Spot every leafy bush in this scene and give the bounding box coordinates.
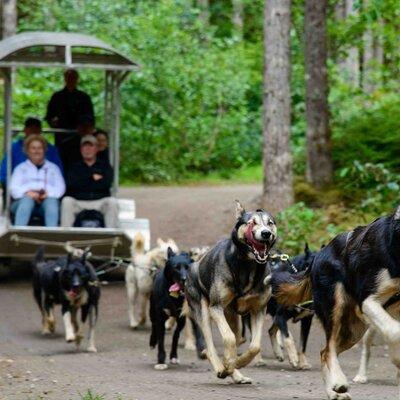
[276,202,341,254]
[338,160,400,213]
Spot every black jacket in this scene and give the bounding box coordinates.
[66,159,113,200]
[45,87,94,130]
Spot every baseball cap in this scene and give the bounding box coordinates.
[80,135,98,146]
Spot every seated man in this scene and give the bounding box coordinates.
[0,117,63,185]
[9,135,65,227]
[61,135,118,228]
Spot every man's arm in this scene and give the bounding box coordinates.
[45,92,59,127]
[92,163,113,191]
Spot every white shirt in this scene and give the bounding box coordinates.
[9,159,65,199]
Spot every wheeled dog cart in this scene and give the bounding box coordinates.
[0,32,150,261]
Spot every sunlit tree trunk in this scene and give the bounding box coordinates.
[262,0,294,214]
[197,0,209,25]
[2,0,17,39]
[232,0,243,39]
[335,0,360,86]
[305,0,332,188]
[362,28,384,92]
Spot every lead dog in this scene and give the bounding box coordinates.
[273,206,400,399]
[185,201,276,384]
[32,247,100,352]
[126,235,179,329]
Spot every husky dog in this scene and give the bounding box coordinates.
[185,201,276,384]
[273,206,400,400]
[250,244,315,369]
[32,247,100,352]
[149,249,204,369]
[126,235,179,329]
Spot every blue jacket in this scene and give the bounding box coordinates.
[0,139,63,184]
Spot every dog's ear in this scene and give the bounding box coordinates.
[157,238,165,247]
[304,242,310,256]
[167,247,175,259]
[235,200,245,219]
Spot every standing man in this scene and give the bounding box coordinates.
[45,69,95,160]
[61,135,118,228]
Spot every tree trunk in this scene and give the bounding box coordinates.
[262,0,294,215]
[305,0,332,188]
[335,0,360,86]
[362,29,384,92]
[2,0,17,39]
[232,0,243,38]
[197,0,209,25]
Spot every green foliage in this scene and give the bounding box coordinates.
[80,390,106,400]
[276,202,341,254]
[339,160,400,213]
[7,0,400,187]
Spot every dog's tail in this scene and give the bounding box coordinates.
[132,233,145,256]
[33,246,45,269]
[271,267,312,307]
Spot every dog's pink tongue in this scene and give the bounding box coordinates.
[68,290,78,298]
[169,283,181,292]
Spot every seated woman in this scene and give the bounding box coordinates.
[93,129,109,163]
[9,135,65,227]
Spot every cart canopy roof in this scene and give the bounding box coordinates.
[0,31,139,71]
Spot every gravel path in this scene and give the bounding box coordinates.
[0,185,397,400]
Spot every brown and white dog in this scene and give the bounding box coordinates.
[126,235,179,329]
[273,206,400,399]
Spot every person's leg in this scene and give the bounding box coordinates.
[61,196,80,227]
[41,198,60,227]
[13,196,35,226]
[99,197,119,228]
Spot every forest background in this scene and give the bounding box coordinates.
[1,0,400,252]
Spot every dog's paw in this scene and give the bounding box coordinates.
[130,321,139,330]
[299,361,312,370]
[255,359,267,367]
[198,349,207,360]
[42,328,52,335]
[154,363,168,370]
[352,374,367,384]
[327,391,352,400]
[170,357,179,365]
[65,334,76,343]
[87,345,97,353]
[231,370,252,384]
[184,341,196,351]
[216,369,230,379]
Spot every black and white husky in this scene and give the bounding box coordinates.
[185,201,276,384]
[32,247,100,352]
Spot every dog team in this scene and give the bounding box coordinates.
[32,200,400,400]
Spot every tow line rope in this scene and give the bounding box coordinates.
[10,234,121,249]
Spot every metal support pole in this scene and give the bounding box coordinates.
[3,67,12,220]
[112,72,121,196]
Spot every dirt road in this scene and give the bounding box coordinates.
[0,185,397,399]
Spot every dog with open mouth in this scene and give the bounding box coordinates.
[149,248,205,370]
[185,200,276,384]
[32,247,100,353]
